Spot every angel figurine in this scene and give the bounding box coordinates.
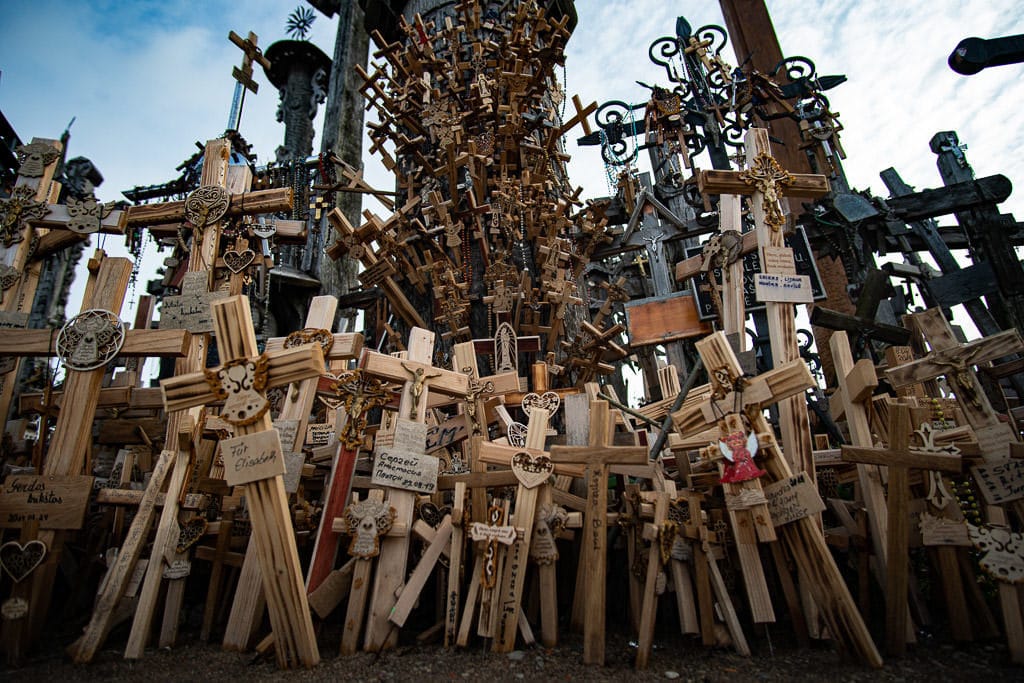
[718,429,766,483]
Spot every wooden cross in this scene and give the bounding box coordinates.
[548,399,647,665]
[842,402,962,656]
[228,30,270,96]
[829,330,913,631]
[475,394,565,652]
[360,328,467,652]
[325,207,427,329]
[159,295,323,668]
[699,128,830,481]
[0,256,188,661]
[671,331,882,667]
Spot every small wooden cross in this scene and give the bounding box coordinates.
[842,402,962,656]
[548,399,647,665]
[159,295,323,668]
[228,30,270,96]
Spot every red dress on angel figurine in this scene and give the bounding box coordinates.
[718,429,766,483]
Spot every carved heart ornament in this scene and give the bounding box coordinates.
[223,249,256,273]
[521,391,560,417]
[175,517,209,553]
[0,540,47,583]
[511,450,554,489]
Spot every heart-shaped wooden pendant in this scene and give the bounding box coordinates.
[511,450,554,489]
[223,249,255,273]
[175,517,208,553]
[0,540,47,583]
[521,391,560,417]
[250,217,277,239]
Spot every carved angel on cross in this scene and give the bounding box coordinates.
[718,429,766,483]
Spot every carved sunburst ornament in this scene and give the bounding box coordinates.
[739,152,794,232]
[0,185,47,246]
[56,309,126,371]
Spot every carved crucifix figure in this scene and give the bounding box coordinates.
[159,295,323,669]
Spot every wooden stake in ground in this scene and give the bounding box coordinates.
[159,295,322,668]
[549,400,648,665]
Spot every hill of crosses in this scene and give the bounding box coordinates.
[2,0,1024,675]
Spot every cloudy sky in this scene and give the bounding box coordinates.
[1,0,1023,340]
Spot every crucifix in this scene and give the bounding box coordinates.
[158,295,323,668]
[841,402,962,656]
[359,328,469,652]
[885,307,1023,461]
[698,128,829,479]
[672,331,881,667]
[306,367,390,595]
[548,399,648,665]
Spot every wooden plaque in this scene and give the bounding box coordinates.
[761,246,797,274]
[763,471,825,526]
[274,418,301,452]
[0,474,94,529]
[623,291,711,347]
[754,273,814,304]
[282,450,306,494]
[305,422,334,447]
[219,429,286,486]
[971,458,1024,505]
[371,419,438,493]
[159,273,229,333]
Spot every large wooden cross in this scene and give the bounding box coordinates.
[159,295,323,668]
[0,255,189,661]
[842,402,962,656]
[698,127,829,478]
[548,399,647,665]
[672,331,882,667]
[360,328,469,652]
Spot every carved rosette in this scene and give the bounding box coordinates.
[183,185,230,228]
[56,309,126,372]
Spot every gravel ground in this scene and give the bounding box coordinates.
[3,630,1021,682]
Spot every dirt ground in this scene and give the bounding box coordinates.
[3,627,1021,682]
